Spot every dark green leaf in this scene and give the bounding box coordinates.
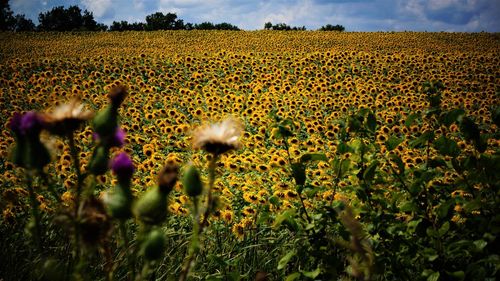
[405,113,420,127]
[434,136,460,157]
[386,136,404,151]
[363,160,379,183]
[441,109,465,126]
[300,153,328,163]
[291,163,306,186]
[366,112,377,133]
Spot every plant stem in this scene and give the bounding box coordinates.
[26,171,42,252]
[68,132,84,276]
[120,221,135,281]
[179,153,218,281]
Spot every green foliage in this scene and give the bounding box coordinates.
[319,24,345,32]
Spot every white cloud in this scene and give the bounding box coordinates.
[81,0,112,18]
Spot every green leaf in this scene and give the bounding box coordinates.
[434,136,460,157]
[386,136,404,151]
[291,163,306,186]
[438,222,450,237]
[400,201,418,212]
[459,116,480,142]
[473,240,487,252]
[428,271,440,281]
[436,200,454,219]
[302,268,321,278]
[278,250,296,270]
[285,272,301,281]
[363,160,379,183]
[273,209,298,231]
[365,112,377,133]
[410,131,435,148]
[441,109,465,126]
[407,219,422,234]
[300,153,328,163]
[337,141,351,154]
[390,154,405,175]
[278,125,294,138]
[447,271,465,281]
[405,113,420,127]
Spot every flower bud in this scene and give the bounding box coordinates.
[108,84,128,108]
[88,146,110,175]
[104,185,133,220]
[92,105,118,138]
[142,229,165,261]
[182,165,203,197]
[134,186,168,225]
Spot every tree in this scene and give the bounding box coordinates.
[38,5,104,31]
[264,22,272,30]
[14,14,35,31]
[145,12,181,30]
[0,0,16,31]
[319,24,345,32]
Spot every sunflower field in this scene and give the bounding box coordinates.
[0,31,499,281]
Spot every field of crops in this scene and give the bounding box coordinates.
[1,31,499,281]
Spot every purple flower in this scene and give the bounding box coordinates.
[110,152,134,180]
[20,111,43,136]
[110,128,126,148]
[93,127,126,148]
[9,112,23,135]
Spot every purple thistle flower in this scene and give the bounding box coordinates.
[20,111,43,136]
[93,127,126,148]
[110,128,126,148]
[9,112,23,135]
[110,152,134,181]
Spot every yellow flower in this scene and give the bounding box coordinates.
[192,117,243,155]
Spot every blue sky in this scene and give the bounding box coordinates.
[10,0,500,31]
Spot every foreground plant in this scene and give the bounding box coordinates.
[179,117,243,281]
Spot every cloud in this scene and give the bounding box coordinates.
[8,0,500,31]
[81,0,112,18]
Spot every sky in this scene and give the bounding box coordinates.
[10,0,500,32]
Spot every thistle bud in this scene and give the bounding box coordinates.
[158,163,179,194]
[134,186,168,225]
[142,229,166,261]
[88,146,110,175]
[108,84,128,108]
[104,185,133,220]
[92,105,118,138]
[182,164,203,197]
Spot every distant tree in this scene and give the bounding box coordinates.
[194,21,215,30]
[1,0,16,31]
[319,24,345,32]
[110,20,145,31]
[214,22,239,31]
[264,22,272,30]
[14,14,35,31]
[38,5,103,31]
[145,12,181,30]
[82,10,98,31]
[184,22,194,30]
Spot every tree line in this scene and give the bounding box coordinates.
[0,1,344,32]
